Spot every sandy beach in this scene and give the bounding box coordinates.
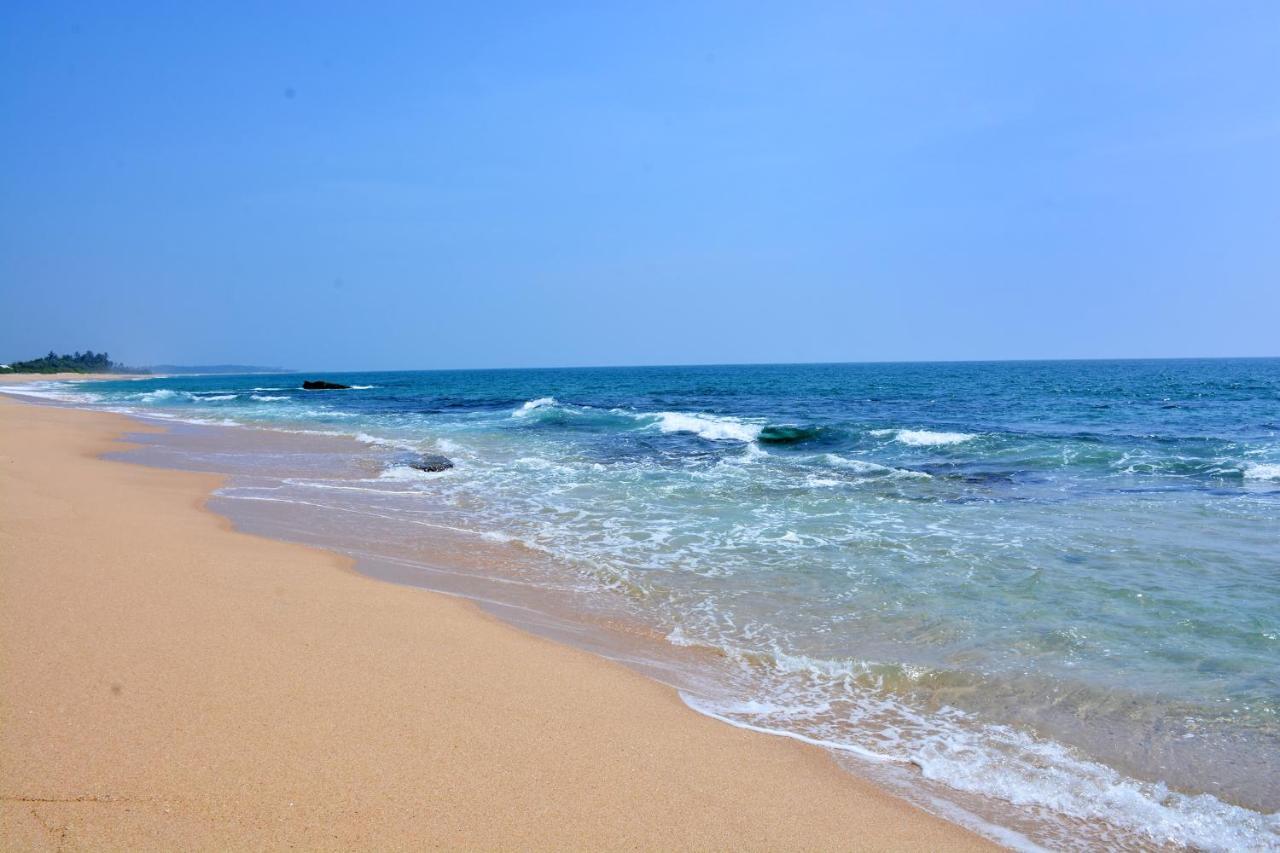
[0,385,992,850]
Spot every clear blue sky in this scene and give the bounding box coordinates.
[2,2,1278,369]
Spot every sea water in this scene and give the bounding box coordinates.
[9,359,1279,849]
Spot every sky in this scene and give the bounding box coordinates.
[2,2,1278,370]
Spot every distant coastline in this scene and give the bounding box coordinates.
[0,355,293,377]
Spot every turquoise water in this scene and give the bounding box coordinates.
[10,359,1279,849]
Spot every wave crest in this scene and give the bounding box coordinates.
[1243,462,1280,481]
[824,455,931,479]
[650,411,762,442]
[512,397,558,417]
[892,429,976,447]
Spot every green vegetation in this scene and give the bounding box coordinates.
[0,350,145,374]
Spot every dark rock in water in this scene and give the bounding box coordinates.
[757,425,826,445]
[410,454,454,472]
[302,380,351,390]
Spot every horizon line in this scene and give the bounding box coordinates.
[230,353,1280,375]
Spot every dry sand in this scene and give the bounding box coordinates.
[0,389,995,850]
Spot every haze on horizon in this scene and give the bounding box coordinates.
[2,2,1278,371]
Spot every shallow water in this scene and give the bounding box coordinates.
[8,359,1279,849]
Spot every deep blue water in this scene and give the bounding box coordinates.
[12,358,1279,849]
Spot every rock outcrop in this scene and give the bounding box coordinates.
[410,454,454,472]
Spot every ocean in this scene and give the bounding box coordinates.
[8,358,1279,850]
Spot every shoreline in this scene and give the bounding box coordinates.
[0,389,994,848]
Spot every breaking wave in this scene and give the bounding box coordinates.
[757,424,830,445]
[889,429,977,447]
[649,411,762,442]
[512,397,558,417]
[1243,462,1280,481]
[823,454,931,479]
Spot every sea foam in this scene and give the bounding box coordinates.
[677,644,1280,852]
[0,383,101,404]
[1243,462,1280,481]
[824,454,931,479]
[892,429,976,446]
[651,411,762,442]
[513,397,558,417]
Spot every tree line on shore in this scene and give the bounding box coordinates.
[0,350,147,374]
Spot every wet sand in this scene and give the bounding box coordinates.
[0,388,994,850]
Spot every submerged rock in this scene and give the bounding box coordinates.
[757,424,827,445]
[302,380,351,390]
[410,454,454,472]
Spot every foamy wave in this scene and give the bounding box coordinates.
[0,383,100,403]
[515,456,559,470]
[804,476,844,487]
[651,411,762,442]
[892,429,976,447]
[133,411,242,427]
[349,384,375,390]
[1243,462,1280,481]
[379,464,450,481]
[352,431,421,451]
[512,397,558,417]
[131,389,240,404]
[271,427,421,452]
[907,720,1280,851]
[251,394,289,402]
[824,455,931,479]
[676,643,1280,851]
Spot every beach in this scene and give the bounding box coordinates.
[0,386,992,850]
